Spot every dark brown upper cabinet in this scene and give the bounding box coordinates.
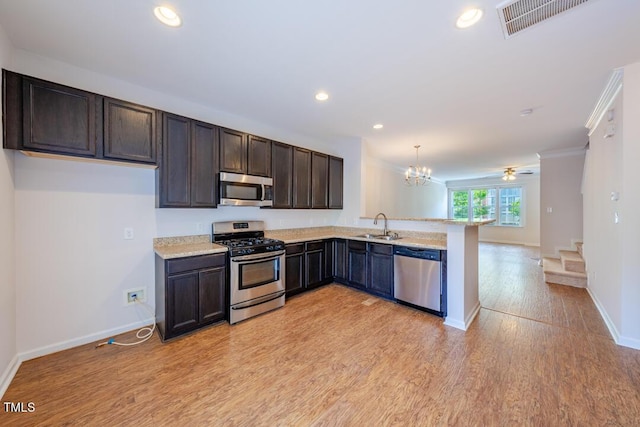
[311,152,328,209]
[292,147,311,209]
[103,98,157,164]
[21,75,97,157]
[2,70,159,166]
[247,135,271,177]
[219,128,271,177]
[190,121,219,207]
[271,141,293,208]
[219,128,247,174]
[158,113,218,208]
[328,156,344,209]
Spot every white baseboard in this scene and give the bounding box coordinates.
[444,302,482,331]
[465,302,482,329]
[443,317,465,330]
[617,335,640,350]
[586,287,619,343]
[18,319,152,362]
[588,287,640,350]
[0,354,21,400]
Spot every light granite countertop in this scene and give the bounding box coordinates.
[266,226,447,250]
[154,235,227,259]
[360,216,496,226]
[154,226,449,260]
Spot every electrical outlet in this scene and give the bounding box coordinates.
[124,288,145,306]
[196,223,205,233]
[124,227,134,240]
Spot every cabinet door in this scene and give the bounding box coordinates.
[367,244,394,298]
[271,141,293,208]
[191,121,219,207]
[311,152,328,209]
[219,128,247,173]
[347,241,367,289]
[22,76,97,156]
[247,135,271,177]
[328,156,344,209]
[292,147,311,209]
[285,253,305,295]
[198,267,227,325]
[324,239,334,281]
[305,241,325,288]
[159,113,191,207]
[166,272,199,338]
[333,239,348,282]
[103,97,157,164]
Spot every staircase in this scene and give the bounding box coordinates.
[542,242,587,288]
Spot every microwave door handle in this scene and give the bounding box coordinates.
[260,183,265,201]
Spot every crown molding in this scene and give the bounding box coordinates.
[585,68,624,136]
[536,146,586,160]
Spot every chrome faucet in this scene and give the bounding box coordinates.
[373,212,388,236]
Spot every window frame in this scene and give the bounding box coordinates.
[448,185,524,227]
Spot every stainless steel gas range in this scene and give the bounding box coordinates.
[212,221,285,324]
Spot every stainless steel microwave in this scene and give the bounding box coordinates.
[219,172,273,207]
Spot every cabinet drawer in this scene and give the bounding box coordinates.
[348,240,366,251]
[305,240,324,252]
[167,253,226,275]
[369,243,393,255]
[286,243,305,255]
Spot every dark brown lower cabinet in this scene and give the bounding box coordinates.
[343,240,394,299]
[333,239,348,283]
[305,240,324,289]
[347,240,367,289]
[285,240,332,297]
[285,243,305,296]
[156,253,227,341]
[324,239,334,281]
[285,238,394,300]
[367,243,394,298]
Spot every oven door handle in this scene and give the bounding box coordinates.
[231,291,286,310]
[231,250,285,263]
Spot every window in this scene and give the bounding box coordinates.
[449,186,522,226]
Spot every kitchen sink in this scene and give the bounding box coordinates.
[374,235,402,241]
[355,234,402,241]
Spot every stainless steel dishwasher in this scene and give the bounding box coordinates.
[393,246,446,317]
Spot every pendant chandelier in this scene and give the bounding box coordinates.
[405,145,431,186]
[502,167,516,181]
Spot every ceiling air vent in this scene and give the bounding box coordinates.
[497,0,592,38]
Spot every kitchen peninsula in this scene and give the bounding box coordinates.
[154,219,493,332]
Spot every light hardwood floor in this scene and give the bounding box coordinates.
[3,243,639,425]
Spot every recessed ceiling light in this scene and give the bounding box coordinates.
[373,124,384,130]
[154,6,182,27]
[456,8,483,29]
[315,92,329,101]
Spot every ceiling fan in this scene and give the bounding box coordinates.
[481,167,535,180]
[501,167,534,181]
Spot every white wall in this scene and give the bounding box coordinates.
[583,91,623,337]
[446,175,541,247]
[363,157,447,219]
[539,149,585,257]
[10,50,364,358]
[583,61,640,349]
[620,62,640,345]
[0,23,17,396]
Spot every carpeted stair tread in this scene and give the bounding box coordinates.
[559,250,586,273]
[542,257,587,288]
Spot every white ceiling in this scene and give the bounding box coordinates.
[0,0,639,181]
